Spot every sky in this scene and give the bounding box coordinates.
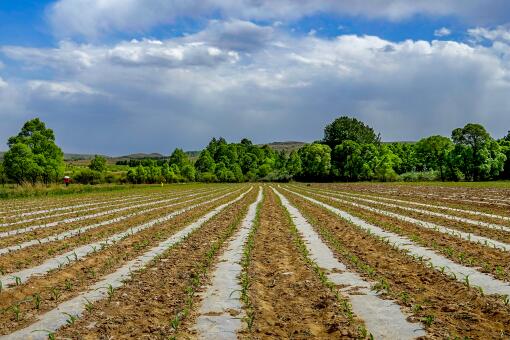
[1,1,510,155]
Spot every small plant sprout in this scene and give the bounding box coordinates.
[464,275,471,289]
[422,315,435,327]
[12,275,22,286]
[31,330,55,340]
[33,293,42,310]
[65,279,73,291]
[107,284,115,301]
[63,312,78,325]
[84,298,94,312]
[50,287,61,301]
[8,301,21,321]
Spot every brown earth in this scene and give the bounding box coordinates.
[315,183,510,216]
[239,187,363,339]
[55,186,256,339]
[294,188,510,282]
[0,189,244,334]
[0,190,228,274]
[283,188,510,339]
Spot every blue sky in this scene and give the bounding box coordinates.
[1,1,510,154]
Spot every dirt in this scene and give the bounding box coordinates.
[239,187,362,339]
[315,183,510,216]
[0,192,227,274]
[54,187,256,339]
[283,189,510,339]
[295,188,510,282]
[0,190,242,334]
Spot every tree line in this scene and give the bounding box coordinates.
[1,117,509,185]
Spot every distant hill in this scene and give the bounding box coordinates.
[117,153,165,159]
[262,141,306,153]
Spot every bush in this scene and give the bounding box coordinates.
[73,168,103,184]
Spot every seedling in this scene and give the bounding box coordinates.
[106,284,115,301]
[11,304,21,321]
[33,293,42,310]
[63,312,78,325]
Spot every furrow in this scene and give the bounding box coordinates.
[0,190,203,227]
[0,189,218,238]
[297,187,510,251]
[339,191,510,222]
[0,187,252,340]
[283,187,510,296]
[0,189,225,256]
[194,187,263,339]
[274,187,425,339]
[0,189,238,288]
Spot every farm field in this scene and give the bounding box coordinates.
[0,183,510,339]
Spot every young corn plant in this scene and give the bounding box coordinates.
[33,293,42,310]
[278,195,364,332]
[11,303,21,321]
[239,199,262,332]
[168,194,248,335]
[63,312,78,325]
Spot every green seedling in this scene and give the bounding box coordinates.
[63,312,78,325]
[33,293,42,310]
[11,304,21,321]
[106,284,115,301]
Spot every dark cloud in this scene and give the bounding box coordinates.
[2,21,510,154]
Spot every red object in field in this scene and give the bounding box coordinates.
[64,176,71,186]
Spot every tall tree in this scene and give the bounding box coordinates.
[168,148,190,169]
[451,123,506,181]
[415,136,453,181]
[4,118,64,184]
[195,149,215,174]
[298,143,331,179]
[323,116,380,148]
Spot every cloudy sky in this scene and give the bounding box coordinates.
[1,1,510,155]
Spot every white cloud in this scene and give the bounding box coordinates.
[47,0,510,38]
[0,77,7,89]
[468,25,510,43]
[434,27,451,37]
[28,80,99,96]
[2,21,510,153]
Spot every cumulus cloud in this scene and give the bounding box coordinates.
[468,25,510,43]
[434,27,451,37]
[47,0,510,38]
[2,21,510,154]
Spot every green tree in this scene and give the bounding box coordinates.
[5,118,64,184]
[0,162,7,186]
[373,145,400,181]
[195,150,215,173]
[298,143,331,179]
[89,155,107,172]
[415,136,453,181]
[286,151,302,178]
[3,143,39,184]
[181,164,196,182]
[498,139,510,179]
[323,116,380,148]
[331,141,364,181]
[168,148,190,169]
[451,123,506,180]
